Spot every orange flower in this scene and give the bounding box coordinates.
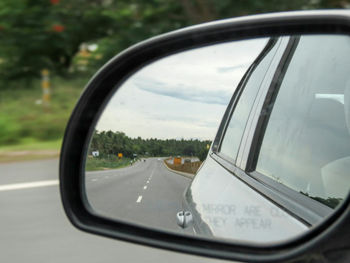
[52,24,65,32]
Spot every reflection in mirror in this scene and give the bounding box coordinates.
[85,35,350,245]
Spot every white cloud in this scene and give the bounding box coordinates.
[96,38,268,140]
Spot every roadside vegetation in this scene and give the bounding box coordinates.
[0,76,88,162]
[0,77,87,144]
[85,155,132,171]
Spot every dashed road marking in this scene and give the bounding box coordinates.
[193,227,197,234]
[92,178,98,182]
[0,180,58,192]
[136,195,143,203]
[143,185,147,190]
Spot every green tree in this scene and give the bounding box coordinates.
[89,130,211,159]
[1,0,348,87]
[0,0,115,83]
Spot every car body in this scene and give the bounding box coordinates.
[183,34,350,243]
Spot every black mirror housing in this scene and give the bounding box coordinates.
[60,10,350,262]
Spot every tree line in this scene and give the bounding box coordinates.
[89,130,211,161]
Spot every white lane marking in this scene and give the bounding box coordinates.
[193,227,197,234]
[146,180,149,184]
[92,178,98,182]
[148,165,155,181]
[143,185,147,190]
[136,195,143,203]
[0,180,58,192]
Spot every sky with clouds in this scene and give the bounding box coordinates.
[96,38,268,141]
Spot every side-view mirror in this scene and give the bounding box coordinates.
[60,11,350,262]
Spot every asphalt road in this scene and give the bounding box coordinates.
[0,158,226,263]
[86,158,191,233]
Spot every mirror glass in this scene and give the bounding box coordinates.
[84,35,350,244]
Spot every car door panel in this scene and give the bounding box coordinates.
[185,155,308,243]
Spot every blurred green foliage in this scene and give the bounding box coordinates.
[0,0,349,148]
[0,76,86,145]
[0,115,20,144]
[1,0,348,83]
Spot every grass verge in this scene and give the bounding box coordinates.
[0,139,61,163]
[85,156,132,171]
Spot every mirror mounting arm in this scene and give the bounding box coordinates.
[176,211,193,228]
